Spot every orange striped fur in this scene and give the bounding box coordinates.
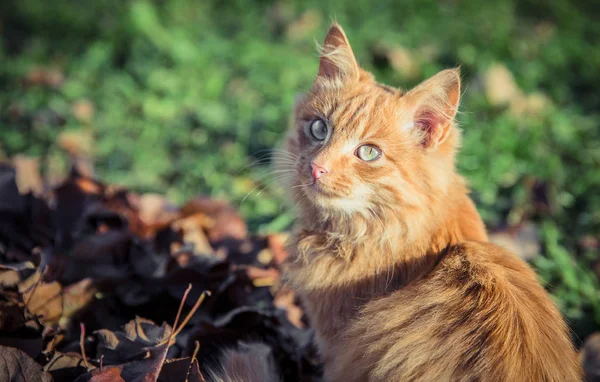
[281,23,581,381]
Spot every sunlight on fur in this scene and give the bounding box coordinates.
[278,22,582,382]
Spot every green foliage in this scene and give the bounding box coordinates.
[1,0,599,338]
[535,222,600,340]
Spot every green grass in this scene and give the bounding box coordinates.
[1,0,600,340]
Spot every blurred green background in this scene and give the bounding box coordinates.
[1,0,599,342]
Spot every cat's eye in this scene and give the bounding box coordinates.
[310,119,328,141]
[356,144,382,162]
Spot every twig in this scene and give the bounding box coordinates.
[154,286,210,382]
[186,340,202,382]
[80,323,90,368]
[162,283,193,353]
[99,355,104,373]
[156,288,210,347]
[172,290,211,338]
[172,284,193,339]
[46,331,60,352]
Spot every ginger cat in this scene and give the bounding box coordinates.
[281,23,581,381]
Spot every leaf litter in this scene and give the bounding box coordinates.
[0,160,319,381]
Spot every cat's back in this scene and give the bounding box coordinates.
[329,241,582,382]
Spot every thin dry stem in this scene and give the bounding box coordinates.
[172,284,193,337]
[156,288,211,347]
[172,290,211,338]
[80,323,90,368]
[186,340,203,382]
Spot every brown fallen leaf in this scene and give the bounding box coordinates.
[172,213,214,256]
[78,325,173,382]
[243,266,281,289]
[75,176,104,195]
[181,198,248,243]
[267,233,290,266]
[0,345,53,382]
[79,365,126,382]
[44,351,95,381]
[157,357,204,382]
[19,271,63,326]
[0,296,44,359]
[95,316,172,365]
[13,155,44,196]
[61,278,97,328]
[137,193,180,228]
[256,248,273,265]
[0,265,25,288]
[274,287,304,329]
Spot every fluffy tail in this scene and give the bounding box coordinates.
[207,343,280,382]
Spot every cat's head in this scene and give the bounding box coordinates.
[284,23,462,225]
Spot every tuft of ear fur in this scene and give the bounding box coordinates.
[316,22,360,83]
[405,68,461,149]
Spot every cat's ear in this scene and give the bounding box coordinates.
[316,23,360,82]
[404,68,461,149]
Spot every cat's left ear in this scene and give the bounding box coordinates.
[404,68,461,149]
[316,23,360,82]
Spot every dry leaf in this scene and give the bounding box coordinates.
[0,345,53,382]
[172,214,214,255]
[13,155,43,195]
[274,287,304,329]
[19,272,63,326]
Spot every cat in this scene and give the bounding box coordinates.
[208,342,279,382]
[280,22,581,382]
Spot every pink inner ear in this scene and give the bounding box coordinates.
[405,68,461,149]
[415,110,442,147]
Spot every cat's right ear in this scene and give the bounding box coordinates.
[403,68,461,150]
[316,23,360,82]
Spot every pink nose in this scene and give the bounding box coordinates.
[311,162,329,181]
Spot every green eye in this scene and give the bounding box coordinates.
[310,119,328,141]
[356,144,382,162]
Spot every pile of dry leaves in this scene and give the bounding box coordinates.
[0,162,319,381]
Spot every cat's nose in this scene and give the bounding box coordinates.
[311,162,329,181]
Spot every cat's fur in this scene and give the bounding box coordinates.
[208,343,280,382]
[281,23,581,381]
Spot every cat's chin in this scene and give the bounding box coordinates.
[301,182,336,201]
[302,184,367,215]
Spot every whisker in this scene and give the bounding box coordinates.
[235,149,299,176]
[236,156,296,176]
[291,182,314,189]
[269,152,298,160]
[239,170,296,205]
[250,148,297,157]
